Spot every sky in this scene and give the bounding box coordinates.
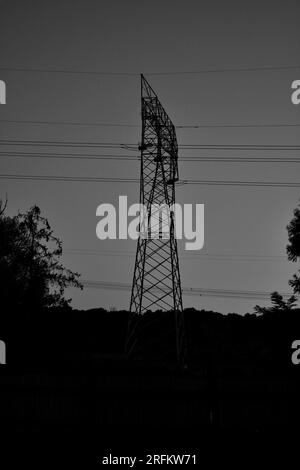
[0,0,299,313]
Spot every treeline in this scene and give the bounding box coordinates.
[1,306,299,373]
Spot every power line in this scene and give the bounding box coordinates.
[0,119,140,128]
[0,151,138,161]
[0,139,136,149]
[186,180,300,188]
[1,151,300,163]
[1,118,300,129]
[64,248,288,262]
[0,174,139,183]
[0,67,139,76]
[0,64,299,76]
[82,279,296,301]
[179,157,300,163]
[146,65,300,75]
[179,144,300,150]
[0,173,299,187]
[177,123,300,129]
[1,139,300,151]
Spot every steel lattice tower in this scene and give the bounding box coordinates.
[126,75,186,368]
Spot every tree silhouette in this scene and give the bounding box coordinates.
[0,204,82,310]
[254,202,300,314]
[287,201,300,294]
[254,291,297,315]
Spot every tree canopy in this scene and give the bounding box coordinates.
[254,291,297,315]
[287,202,300,294]
[0,202,82,310]
[254,201,300,314]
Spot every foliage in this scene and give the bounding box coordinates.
[0,203,82,309]
[287,202,300,294]
[254,291,297,315]
[254,201,300,314]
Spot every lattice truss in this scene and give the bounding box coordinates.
[126,75,186,366]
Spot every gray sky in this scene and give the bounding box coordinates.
[0,0,300,313]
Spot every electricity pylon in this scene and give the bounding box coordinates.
[125,74,186,368]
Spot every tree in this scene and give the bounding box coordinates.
[0,204,82,310]
[254,202,300,314]
[287,202,300,294]
[254,291,297,315]
[254,200,300,314]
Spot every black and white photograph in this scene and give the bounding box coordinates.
[0,0,300,465]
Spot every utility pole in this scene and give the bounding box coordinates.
[126,75,186,368]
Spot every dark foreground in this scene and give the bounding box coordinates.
[1,307,300,464]
[1,355,300,466]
